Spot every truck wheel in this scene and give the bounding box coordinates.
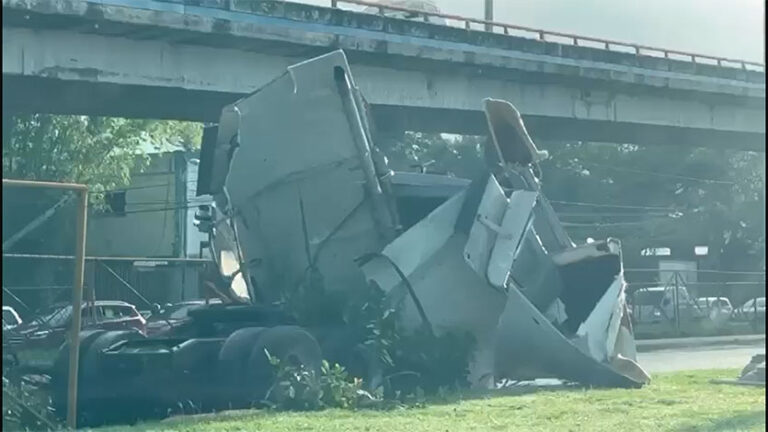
[217,327,267,403]
[245,326,322,403]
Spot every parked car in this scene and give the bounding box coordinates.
[4,300,146,370]
[145,299,222,337]
[2,306,22,330]
[695,297,733,324]
[733,297,766,323]
[629,286,704,324]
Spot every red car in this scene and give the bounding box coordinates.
[5,300,146,371]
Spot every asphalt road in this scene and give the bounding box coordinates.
[638,340,765,373]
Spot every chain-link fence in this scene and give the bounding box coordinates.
[3,254,211,318]
[626,268,766,338]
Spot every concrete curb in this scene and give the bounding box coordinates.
[636,335,765,352]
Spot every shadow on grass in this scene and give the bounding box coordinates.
[675,410,766,432]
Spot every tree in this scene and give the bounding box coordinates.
[378,131,485,179]
[376,131,764,273]
[3,114,202,195]
[539,142,764,272]
[2,114,203,306]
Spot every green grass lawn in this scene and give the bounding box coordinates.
[97,369,764,432]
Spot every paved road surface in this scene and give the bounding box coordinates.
[638,341,765,373]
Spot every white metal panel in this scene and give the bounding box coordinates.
[376,191,466,284]
[576,277,624,363]
[464,177,507,276]
[486,191,538,288]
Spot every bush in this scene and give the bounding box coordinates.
[388,327,476,395]
[263,352,376,411]
[277,279,477,410]
[2,376,60,432]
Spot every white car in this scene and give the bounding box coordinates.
[630,286,703,324]
[2,306,22,330]
[695,297,733,324]
[733,297,766,322]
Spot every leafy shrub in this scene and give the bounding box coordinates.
[2,376,60,432]
[263,352,376,411]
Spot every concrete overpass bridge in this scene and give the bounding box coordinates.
[2,0,765,150]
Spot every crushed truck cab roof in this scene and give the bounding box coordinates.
[196,50,649,388]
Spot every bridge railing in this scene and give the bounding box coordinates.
[154,0,763,72]
[329,0,764,72]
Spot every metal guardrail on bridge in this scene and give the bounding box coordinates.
[331,0,764,71]
[149,0,764,72]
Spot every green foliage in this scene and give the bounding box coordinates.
[2,114,202,203]
[280,278,476,410]
[2,377,59,432]
[264,353,373,411]
[387,327,475,396]
[540,142,765,270]
[378,132,764,272]
[344,282,399,369]
[379,132,485,179]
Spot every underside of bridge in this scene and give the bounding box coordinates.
[3,75,764,151]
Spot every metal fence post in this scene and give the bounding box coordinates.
[484,0,493,32]
[66,188,88,429]
[673,271,681,336]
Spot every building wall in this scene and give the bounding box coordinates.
[184,158,213,258]
[86,152,184,258]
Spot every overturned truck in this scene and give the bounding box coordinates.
[51,50,649,425]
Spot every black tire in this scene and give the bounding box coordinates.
[217,327,267,402]
[244,326,323,402]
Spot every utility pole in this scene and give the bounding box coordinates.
[484,0,493,32]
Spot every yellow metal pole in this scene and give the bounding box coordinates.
[2,178,89,429]
[66,188,88,430]
[2,178,88,191]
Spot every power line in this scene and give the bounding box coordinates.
[550,200,680,211]
[548,162,734,185]
[556,212,672,217]
[91,204,200,217]
[560,221,661,228]
[627,281,766,287]
[624,268,766,276]
[583,162,735,185]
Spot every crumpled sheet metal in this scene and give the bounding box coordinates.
[362,99,649,389]
[362,175,649,388]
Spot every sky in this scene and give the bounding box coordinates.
[299,0,764,62]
